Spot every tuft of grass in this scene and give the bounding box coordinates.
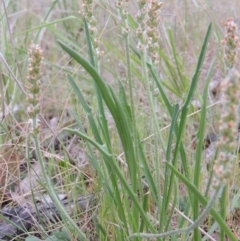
[1,1,240,241]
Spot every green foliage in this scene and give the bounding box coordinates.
[26,228,71,241]
[1,1,239,241]
[58,19,237,240]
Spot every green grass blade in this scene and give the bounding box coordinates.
[165,23,212,230]
[65,128,156,234]
[15,16,80,36]
[220,186,228,241]
[138,138,158,202]
[108,86,137,189]
[184,23,212,108]
[148,65,173,115]
[34,0,59,43]
[67,74,102,142]
[160,104,180,232]
[166,162,237,241]
[117,79,132,128]
[64,128,111,158]
[84,18,95,67]
[166,104,180,162]
[58,41,138,188]
[83,18,110,144]
[130,45,173,114]
[58,40,117,118]
[168,29,187,91]
[94,218,111,241]
[65,127,129,234]
[193,58,216,237]
[70,110,105,179]
[59,40,147,235]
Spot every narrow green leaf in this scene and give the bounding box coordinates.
[138,138,158,203]
[15,16,80,36]
[65,129,156,233]
[84,18,95,67]
[83,21,110,145]
[34,0,59,43]
[117,79,132,127]
[148,65,173,115]
[108,86,136,188]
[159,104,179,233]
[166,104,180,161]
[193,58,215,232]
[58,40,117,125]
[166,162,237,241]
[25,236,42,241]
[168,29,187,91]
[165,23,212,226]
[64,128,111,158]
[130,45,173,114]
[184,23,212,108]
[67,74,102,142]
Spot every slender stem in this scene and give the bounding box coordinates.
[124,33,138,183]
[220,185,227,241]
[122,21,140,238]
[32,116,87,240]
[125,34,136,138]
[141,47,165,231]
